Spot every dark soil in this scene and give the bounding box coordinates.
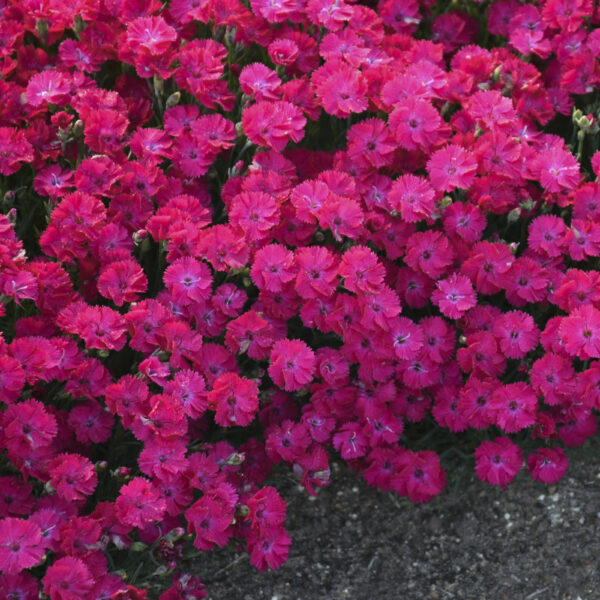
[196,442,600,600]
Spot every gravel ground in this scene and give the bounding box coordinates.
[196,441,600,600]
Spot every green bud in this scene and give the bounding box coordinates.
[130,542,148,552]
[166,91,181,109]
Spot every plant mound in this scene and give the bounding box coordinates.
[1,0,600,597]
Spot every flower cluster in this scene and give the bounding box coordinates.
[1,0,600,596]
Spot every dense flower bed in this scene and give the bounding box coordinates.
[1,0,600,597]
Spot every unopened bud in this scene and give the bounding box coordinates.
[36,19,48,44]
[224,452,245,466]
[73,120,84,137]
[130,542,148,552]
[237,505,250,517]
[572,108,584,123]
[7,208,17,225]
[492,65,502,83]
[97,349,110,359]
[44,481,56,494]
[133,229,148,245]
[166,91,181,109]
[73,14,84,34]
[507,207,522,224]
[164,527,186,542]
[3,190,15,205]
[314,231,325,242]
[95,460,108,473]
[458,335,467,345]
[235,122,244,137]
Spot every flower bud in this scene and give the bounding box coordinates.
[224,452,245,466]
[507,207,522,224]
[166,91,181,109]
[36,19,48,44]
[130,542,148,552]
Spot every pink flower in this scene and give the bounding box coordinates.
[532,143,581,192]
[269,339,315,391]
[475,437,523,489]
[229,191,280,242]
[0,518,44,574]
[239,63,281,101]
[392,450,446,503]
[97,259,147,306]
[250,244,296,293]
[42,557,95,600]
[49,453,98,502]
[208,373,259,427]
[312,59,368,118]
[163,257,213,306]
[247,526,291,571]
[116,477,167,529]
[388,174,436,223]
[560,304,600,359]
[390,317,424,361]
[247,486,287,534]
[492,310,539,359]
[527,447,569,484]
[338,245,385,295]
[427,145,477,192]
[405,230,455,280]
[389,97,444,151]
[431,273,477,320]
[126,16,177,56]
[242,101,306,151]
[489,382,538,433]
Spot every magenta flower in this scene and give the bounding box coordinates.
[431,273,477,320]
[427,144,477,192]
[0,518,44,574]
[475,437,523,489]
[527,447,569,484]
[268,339,315,392]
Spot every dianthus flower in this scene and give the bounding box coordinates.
[126,16,177,56]
[427,145,477,192]
[247,486,287,534]
[528,215,568,258]
[97,259,147,306]
[389,317,424,361]
[489,382,538,433]
[208,373,259,427]
[461,241,515,295]
[163,257,212,306]
[250,244,296,293]
[492,310,539,359]
[560,304,600,359]
[73,305,127,351]
[389,97,444,151]
[527,447,569,484]
[311,59,368,118]
[116,477,167,529]
[0,518,44,574]
[294,246,338,300]
[346,118,395,169]
[388,174,436,223]
[269,339,315,392]
[229,191,280,242]
[0,127,34,176]
[48,453,98,502]
[42,556,95,600]
[533,143,581,193]
[225,310,274,360]
[392,450,446,503]
[185,493,235,551]
[475,437,523,489]
[247,526,291,571]
[242,101,306,151]
[338,245,385,295]
[431,273,477,320]
[317,194,364,242]
[239,63,281,101]
[404,230,455,280]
